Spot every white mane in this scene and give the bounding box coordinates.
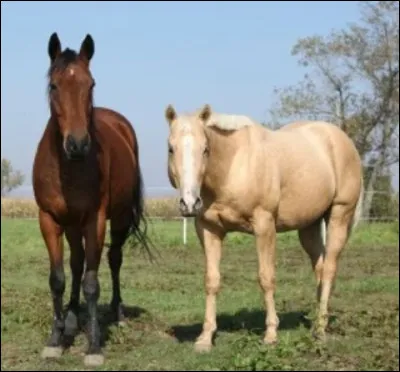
[205,113,257,131]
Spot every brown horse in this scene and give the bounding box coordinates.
[32,33,153,367]
[165,104,363,352]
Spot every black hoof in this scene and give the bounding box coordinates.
[111,303,126,324]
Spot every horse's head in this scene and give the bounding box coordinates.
[165,104,212,217]
[47,32,95,160]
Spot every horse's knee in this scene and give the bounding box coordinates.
[322,259,338,280]
[258,271,275,292]
[313,254,324,273]
[49,267,65,296]
[83,271,100,303]
[205,272,220,295]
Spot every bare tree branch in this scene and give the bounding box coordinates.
[268,1,399,218]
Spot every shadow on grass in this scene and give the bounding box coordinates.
[61,303,147,349]
[170,308,337,343]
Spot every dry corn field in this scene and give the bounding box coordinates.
[1,197,181,220]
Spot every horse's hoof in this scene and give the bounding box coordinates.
[111,303,126,326]
[41,346,63,359]
[263,332,278,346]
[263,335,278,345]
[84,354,105,367]
[64,311,79,337]
[118,320,127,328]
[312,329,327,342]
[194,342,212,353]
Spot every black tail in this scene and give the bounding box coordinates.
[129,164,159,263]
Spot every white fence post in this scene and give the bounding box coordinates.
[183,217,187,246]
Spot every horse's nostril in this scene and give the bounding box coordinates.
[66,135,76,152]
[82,134,90,147]
[82,138,90,153]
[66,134,90,156]
[179,198,187,210]
[194,197,203,211]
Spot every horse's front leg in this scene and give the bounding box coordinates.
[255,212,279,344]
[194,217,226,353]
[39,210,66,360]
[82,209,106,367]
[64,227,85,343]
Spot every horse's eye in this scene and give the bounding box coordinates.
[90,80,96,90]
[168,145,174,155]
[50,83,57,91]
[204,146,210,156]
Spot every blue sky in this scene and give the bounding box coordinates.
[1,1,397,198]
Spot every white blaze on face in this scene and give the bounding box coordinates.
[181,134,196,208]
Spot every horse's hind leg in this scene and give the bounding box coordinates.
[108,216,130,325]
[315,204,354,340]
[39,210,65,360]
[64,227,85,342]
[298,218,325,304]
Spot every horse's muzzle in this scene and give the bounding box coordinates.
[179,196,203,217]
[65,134,91,160]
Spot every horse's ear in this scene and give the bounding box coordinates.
[79,34,95,64]
[199,104,212,123]
[165,104,177,125]
[48,32,61,63]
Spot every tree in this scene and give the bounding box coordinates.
[1,158,25,197]
[269,1,399,218]
[363,166,397,220]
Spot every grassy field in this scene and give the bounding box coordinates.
[1,218,399,371]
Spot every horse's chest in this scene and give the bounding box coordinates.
[35,168,102,221]
[203,204,254,234]
[64,183,99,209]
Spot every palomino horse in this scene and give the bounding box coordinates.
[32,33,153,367]
[165,104,363,352]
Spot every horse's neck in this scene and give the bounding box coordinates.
[202,127,239,195]
[45,118,63,157]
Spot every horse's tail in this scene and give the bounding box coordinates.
[320,218,327,247]
[130,159,159,263]
[350,176,364,233]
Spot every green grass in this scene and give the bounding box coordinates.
[1,218,399,371]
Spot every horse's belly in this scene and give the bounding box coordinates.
[107,191,133,220]
[107,172,135,219]
[276,184,334,232]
